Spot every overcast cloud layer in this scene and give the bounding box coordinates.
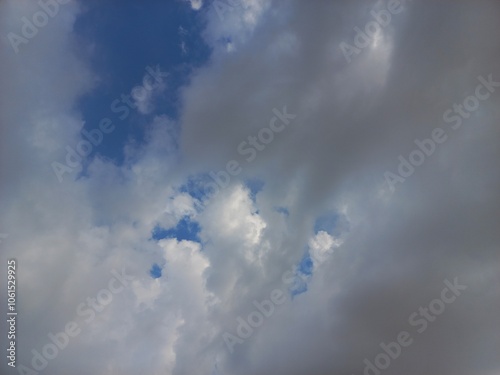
[1,1,500,375]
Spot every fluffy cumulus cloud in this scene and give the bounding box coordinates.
[1,0,500,375]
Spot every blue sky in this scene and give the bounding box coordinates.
[152,216,201,243]
[74,1,209,165]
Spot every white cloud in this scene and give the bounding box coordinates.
[186,0,203,11]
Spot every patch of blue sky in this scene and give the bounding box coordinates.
[290,276,308,299]
[314,212,339,235]
[298,252,314,276]
[149,263,163,279]
[180,174,218,205]
[72,0,211,166]
[289,249,314,298]
[151,216,201,243]
[244,178,264,204]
